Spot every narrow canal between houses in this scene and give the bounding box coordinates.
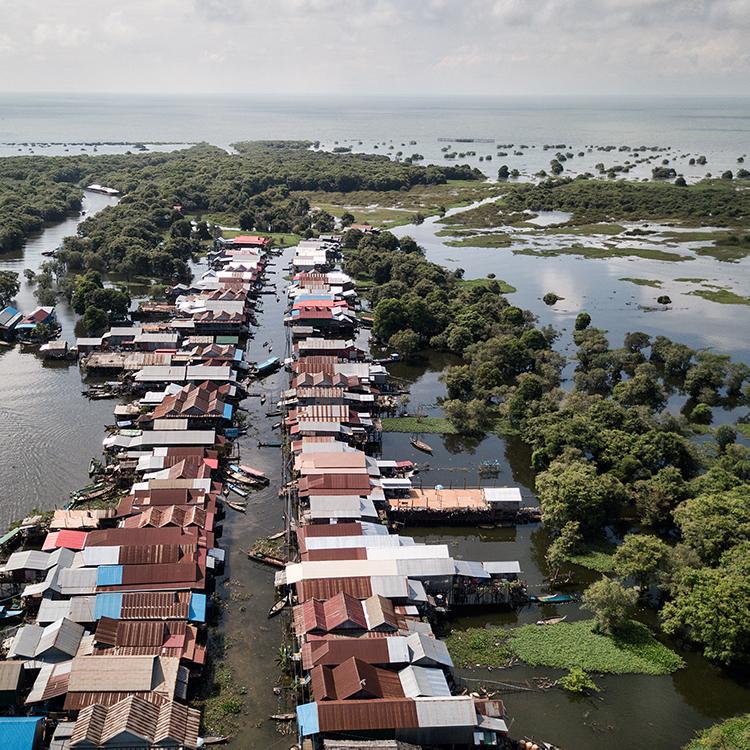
[1,206,749,749]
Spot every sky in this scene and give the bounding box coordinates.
[0,0,748,96]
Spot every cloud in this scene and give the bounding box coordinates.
[0,0,746,94]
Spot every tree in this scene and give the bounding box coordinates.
[536,458,626,534]
[545,520,582,581]
[0,270,20,306]
[613,534,670,590]
[581,577,638,634]
[574,311,591,331]
[238,210,255,230]
[715,425,737,453]
[632,466,688,528]
[389,328,420,357]
[661,562,750,665]
[372,298,408,342]
[82,305,109,335]
[169,218,192,238]
[673,488,750,566]
[340,211,355,227]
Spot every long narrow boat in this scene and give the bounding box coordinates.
[410,438,433,454]
[226,483,248,498]
[239,465,268,482]
[268,599,286,618]
[225,500,247,513]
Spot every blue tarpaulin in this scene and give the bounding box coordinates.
[223,403,234,420]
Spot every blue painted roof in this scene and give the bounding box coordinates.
[0,716,42,750]
[296,294,333,301]
[189,592,207,622]
[223,403,234,420]
[94,592,123,620]
[97,565,123,586]
[296,702,320,736]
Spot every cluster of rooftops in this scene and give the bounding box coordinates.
[0,230,524,749]
[0,233,272,750]
[275,239,519,748]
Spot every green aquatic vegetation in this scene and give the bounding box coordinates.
[684,713,750,750]
[619,277,663,288]
[735,423,750,439]
[512,245,692,262]
[444,232,512,248]
[547,222,626,236]
[687,289,750,306]
[381,416,458,434]
[565,541,617,573]
[694,241,750,263]
[509,619,684,675]
[457,277,516,293]
[675,277,708,283]
[559,667,600,694]
[444,627,512,668]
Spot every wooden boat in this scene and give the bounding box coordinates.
[260,394,267,405]
[268,599,286,618]
[265,410,282,417]
[239,464,268,482]
[270,713,295,722]
[200,736,230,745]
[410,438,433,454]
[536,615,567,626]
[258,440,282,448]
[227,483,248,498]
[267,530,285,541]
[225,500,247,513]
[226,471,256,486]
[271,422,282,430]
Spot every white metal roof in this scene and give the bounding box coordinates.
[367,545,449,561]
[414,696,477,728]
[385,636,411,664]
[483,487,522,505]
[80,546,120,567]
[396,558,456,578]
[36,596,96,625]
[399,665,451,698]
[454,560,491,579]
[370,575,410,599]
[406,632,453,668]
[483,561,521,576]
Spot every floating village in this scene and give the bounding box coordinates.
[0,222,560,750]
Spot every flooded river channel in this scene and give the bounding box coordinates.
[1,194,749,749]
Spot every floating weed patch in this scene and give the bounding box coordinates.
[509,619,684,675]
[619,277,663,288]
[687,289,750,305]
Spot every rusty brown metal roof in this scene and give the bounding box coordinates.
[301,638,392,670]
[317,698,418,731]
[117,591,192,620]
[297,577,373,602]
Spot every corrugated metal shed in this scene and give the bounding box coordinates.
[454,560,491,579]
[316,698,419,732]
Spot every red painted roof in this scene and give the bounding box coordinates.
[42,530,88,551]
[230,235,271,246]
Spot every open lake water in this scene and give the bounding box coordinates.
[1,94,749,749]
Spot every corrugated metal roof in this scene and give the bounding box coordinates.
[398,666,451,698]
[413,696,477,728]
[317,698,419,732]
[406,632,453,668]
